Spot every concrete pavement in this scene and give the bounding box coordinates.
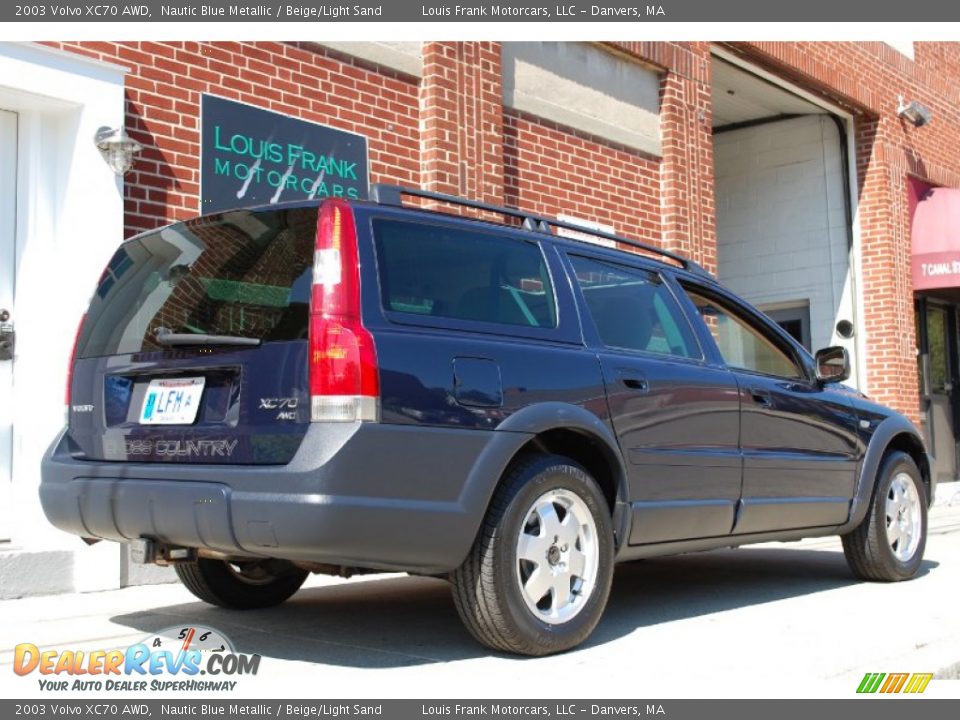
[2,505,959,699]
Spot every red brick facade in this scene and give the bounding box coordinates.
[728,42,960,423]
[46,40,422,236]
[45,40,960,422]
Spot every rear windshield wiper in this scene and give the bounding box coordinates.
[154,332,261,347]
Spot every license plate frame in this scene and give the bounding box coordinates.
[139,377,206,425]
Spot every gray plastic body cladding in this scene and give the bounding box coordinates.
[494,401,633,548]
[40,423,535,573]
[496,401,628,500]
[616,523,845,561]
[836,414,932,535]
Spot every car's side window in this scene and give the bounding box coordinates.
[373,219,557,329]
[570,255,700,359]
[684,288,802,379]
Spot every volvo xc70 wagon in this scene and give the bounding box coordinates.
[41,185,933,655]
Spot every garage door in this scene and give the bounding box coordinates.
[714,114,850,357]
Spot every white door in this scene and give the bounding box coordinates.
[0,109,17,542]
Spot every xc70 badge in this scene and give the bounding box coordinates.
[259,397,299,421]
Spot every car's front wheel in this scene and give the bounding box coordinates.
[842,451,927,581]
[175,557,308,609]
[451,454,615,656]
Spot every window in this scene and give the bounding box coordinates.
[570,255,698,359]
[77,207,316,358]
[373,219,557,329]
[686,290,802,378]
[925,304,950,394]
[762,303,812,351]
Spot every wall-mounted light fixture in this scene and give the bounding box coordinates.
[94,126,143,175]
[897,96,933,127]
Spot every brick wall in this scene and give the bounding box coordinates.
[729,42,960,420]
[502,110,662,246]
[44,41,421,239]
[420,41,504,207]
[48,39,709,255]
[50,39,960,422]
[657,46,716,272]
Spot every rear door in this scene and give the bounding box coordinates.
[359,210,600,433]
[680,283,859,534]
[565,253,742,544]
[69,206,319,465]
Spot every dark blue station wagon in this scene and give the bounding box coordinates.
[40,185,933,655]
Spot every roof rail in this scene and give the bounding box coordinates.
[368,184,712,279]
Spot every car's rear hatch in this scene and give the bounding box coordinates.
[68,206,319,464]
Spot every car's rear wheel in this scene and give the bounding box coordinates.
[841,451,927,581]
[175,557,308,609]
[451,454,614,656]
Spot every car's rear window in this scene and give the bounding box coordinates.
[76,207,317,359]
[373,219,557,329]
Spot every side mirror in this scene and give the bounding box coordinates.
[815,346,851,383]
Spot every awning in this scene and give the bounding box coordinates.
[912,187,960,291]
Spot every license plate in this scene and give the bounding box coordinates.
[139,377,205,425]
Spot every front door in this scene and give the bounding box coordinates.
[918,301,958,486]
[682,285,859,535]
[0,109,17,541]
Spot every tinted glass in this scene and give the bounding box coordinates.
[687,291,802,378]
[926,305,950,394]
[373,219,557,329]
[77,207,317,358]
[570,255,699,358]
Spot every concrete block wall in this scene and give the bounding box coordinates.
[715,115,850,355]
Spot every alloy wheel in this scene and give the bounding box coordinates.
[515,488,599,624]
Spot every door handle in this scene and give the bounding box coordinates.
[749,388,773,407]
[617,370,649,393]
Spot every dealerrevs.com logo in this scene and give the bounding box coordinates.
[13,626,260,692]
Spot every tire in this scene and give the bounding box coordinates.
[175,557,308,609]
[451,454,615,656]
[842,451,928,582]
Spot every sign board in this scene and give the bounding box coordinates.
[200,94,368,213]
[557,215,617,248]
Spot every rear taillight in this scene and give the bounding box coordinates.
[309,200,379,422]
[65,313,85,413]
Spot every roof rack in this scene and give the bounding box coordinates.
[369,184,712,279]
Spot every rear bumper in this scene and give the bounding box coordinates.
[40,423,524,573]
